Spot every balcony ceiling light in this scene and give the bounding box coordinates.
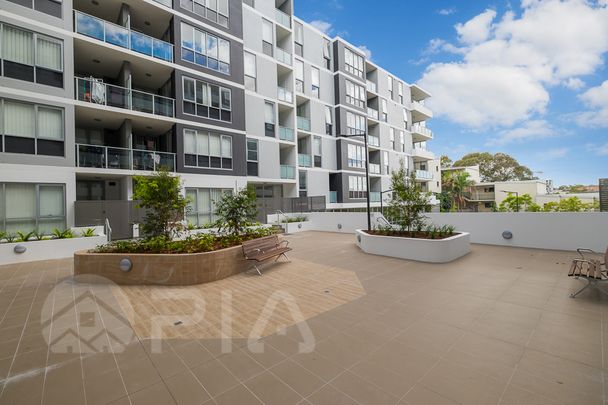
[92,59,101,64]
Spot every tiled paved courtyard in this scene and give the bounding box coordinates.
[0,231,606,405]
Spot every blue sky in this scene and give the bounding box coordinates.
[295,0,608,186]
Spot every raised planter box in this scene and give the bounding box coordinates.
[74,244,251,286]
[282,221,312,234]
[355,229,471,263]
[0,234,107,266]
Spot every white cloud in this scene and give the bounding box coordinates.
[309,20,333,35]
[488,120,556,145]
[545,147,569,159]
[418,0,608,130]
[358,45,372,60]
[586,142,608,155]
[575,80,608,127]
[455,9,496,45]
[564,78,586,90]
[438,8,457,16]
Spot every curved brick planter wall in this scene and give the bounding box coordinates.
[74,245,250,286]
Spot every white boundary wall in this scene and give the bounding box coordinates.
[268,212,608,252]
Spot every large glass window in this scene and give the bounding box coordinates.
[389,128,395,150]
[183,129,232,169]
[383,151,389,174]
[246,138,258,176]
[264,101,275,137]
[0,183,65,234]
[186,188,232,227]
[381,98,388,122]
[345,80,365,108]
[182,77,231,122]
[295,60,304,92]
[1,24,64,88]
[1,99,64,156]
[311,67,320,98]
[346,111,366,136]
[181,0,229,28]
[294,21,303,56]
[348,176,367,199]
[313,136,322,167]
[398,82,404,104]
[325,106,333,135]
[262,19,273,56]
[244,51,256,91]
[344,47,364,78]
[181,23,230,74]
[323,39,331,69]
[347,143,366,169]
[387,75,393,99]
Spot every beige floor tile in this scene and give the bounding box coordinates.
[164,370,211,405]
[350,357,417,398]
[399,385,459,405]
[217,347,265,382]
[0,372,44,405]
[172,341,215,369]
[330,371,398,405]
[128,382,177,405]
[307,384,362,405]
[84,367,128,405]
[213,384,263,405]
[395,319,465,355]
[119,356,162,394]
[500,384,562,405]
[190,358,240,398]
[270,359,325,397]
[290,350,345,381]
[245,370,303,405]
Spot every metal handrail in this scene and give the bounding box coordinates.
[275,210,289,229]
[105,218,112,242]
[75,143,176,171]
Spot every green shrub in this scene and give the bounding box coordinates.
[214,187,258,236]
[33,231,47,241]
[4,234,17,243]
[81,228,96,238]
[52,228,74,239]
[16,231,35,242]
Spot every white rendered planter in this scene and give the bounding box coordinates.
[0,235,107,265]
[355,229,471,263]
[283,221,311,234]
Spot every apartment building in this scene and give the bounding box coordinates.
[0,0,437,238]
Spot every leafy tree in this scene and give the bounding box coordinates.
[386,161,431,233]
[214,187,258,236]
[133,168,189,239]
[437,191,453,212]
[440,155,453,168]
[453,152,535,182]
[543,196,596,212]
[557,184,591,193]
[498,193,540,212]
[448,171,475,211]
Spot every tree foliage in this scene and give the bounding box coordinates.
[542,197,597,212]
[443,171,475,211]
[498,193,541,212]
[214,187,258,236]
[385,162,431,233]
[453,152,535,182]
[133,168,188,239]
[440,155,453,168]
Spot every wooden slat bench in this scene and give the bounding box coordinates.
[242,235,292,276]
[568,247,608,298]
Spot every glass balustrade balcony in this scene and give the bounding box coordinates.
[369,163,381,174]
[298,154,311,167]
[277,86,293,103]
[367,107,379,120]
[74,11,173,62]
[275,47,292,65]
[75,77,174,117]
[415,169,434,181]
[76,144,176,171]
[297,117,311,131]
[366,80,377,93]
[370,192,381,202]
[279,126,294,141]
[329,191,338,203]
[368,135,380,147]
[280,165,296,179]
[275,9,291,28]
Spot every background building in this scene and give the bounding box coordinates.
[0,0,436,237]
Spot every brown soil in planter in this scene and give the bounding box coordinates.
[365,230,457,240]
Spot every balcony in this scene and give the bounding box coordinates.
[76,144,176,172]
[367,107,379,120]
[275,9,292,28]
[370,192,381,203]
[275,47,292,65]
[329,191,338,203]
[279,126,294,141]
[368,135,380,147]
[412,147,435,161]
[298,154,311,167]
[415,169,434,181]
[411,100,433,121]
[297,117,311,131]
[75,77,174,117]
[277,86,293,103]
[465,191,496,201]
[366,80,377,93]
[74,11,173,63]
[369,163,381,175]
[411,123,434,141]
[280,165,296,179]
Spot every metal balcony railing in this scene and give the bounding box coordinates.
[74,11,173,62]
[279,126,294,141]
[277,86,293,103]
[411,124,433,139]
[366,80,377,93]
[465,192,496,201]
[275,8,292,28]
[76,144,176,171]
[298,154,311,167]
[297,116,311,131]
[367,107,379,120]
[280,165,296,179]
[75,77,175,117]
[275,47,292,65]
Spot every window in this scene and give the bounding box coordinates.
[313,136,322,167]
[387,76,393,100]
[398,82,404,104]
[399,131,405,152]
[347,143,366,169]
[298,171,307,197]
[182,77,232,122]
[264,101,275,137]
[186,188,232,227]
[246,138,258,176]
[383,151,389,174]
[244,51,256,91]
[262,19,273,56]
[348,176,367,199]
[389,128,395,150]
[381,98,388,122]
[344,47,364,78]
[1,24,63,88]
[345,80,365,108]
[183,129,232,169]
[403,107,408,129]
[1,99,64,156]
[323,39,331,69]
[295,60,304,93]
[0,183,65,234]
[325,106,333,135]
[6,0,62,18]
[181,23,230,74]
[311,67,320,98]
[294,21,304,56]
[181,0,229,28]
[346,111,366,136]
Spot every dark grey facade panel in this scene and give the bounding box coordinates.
[174,0,243,38]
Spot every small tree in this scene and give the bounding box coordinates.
[386,161,431,233]
[133,168,188,239]
[498,193,539,212]
[215,187,258,236]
